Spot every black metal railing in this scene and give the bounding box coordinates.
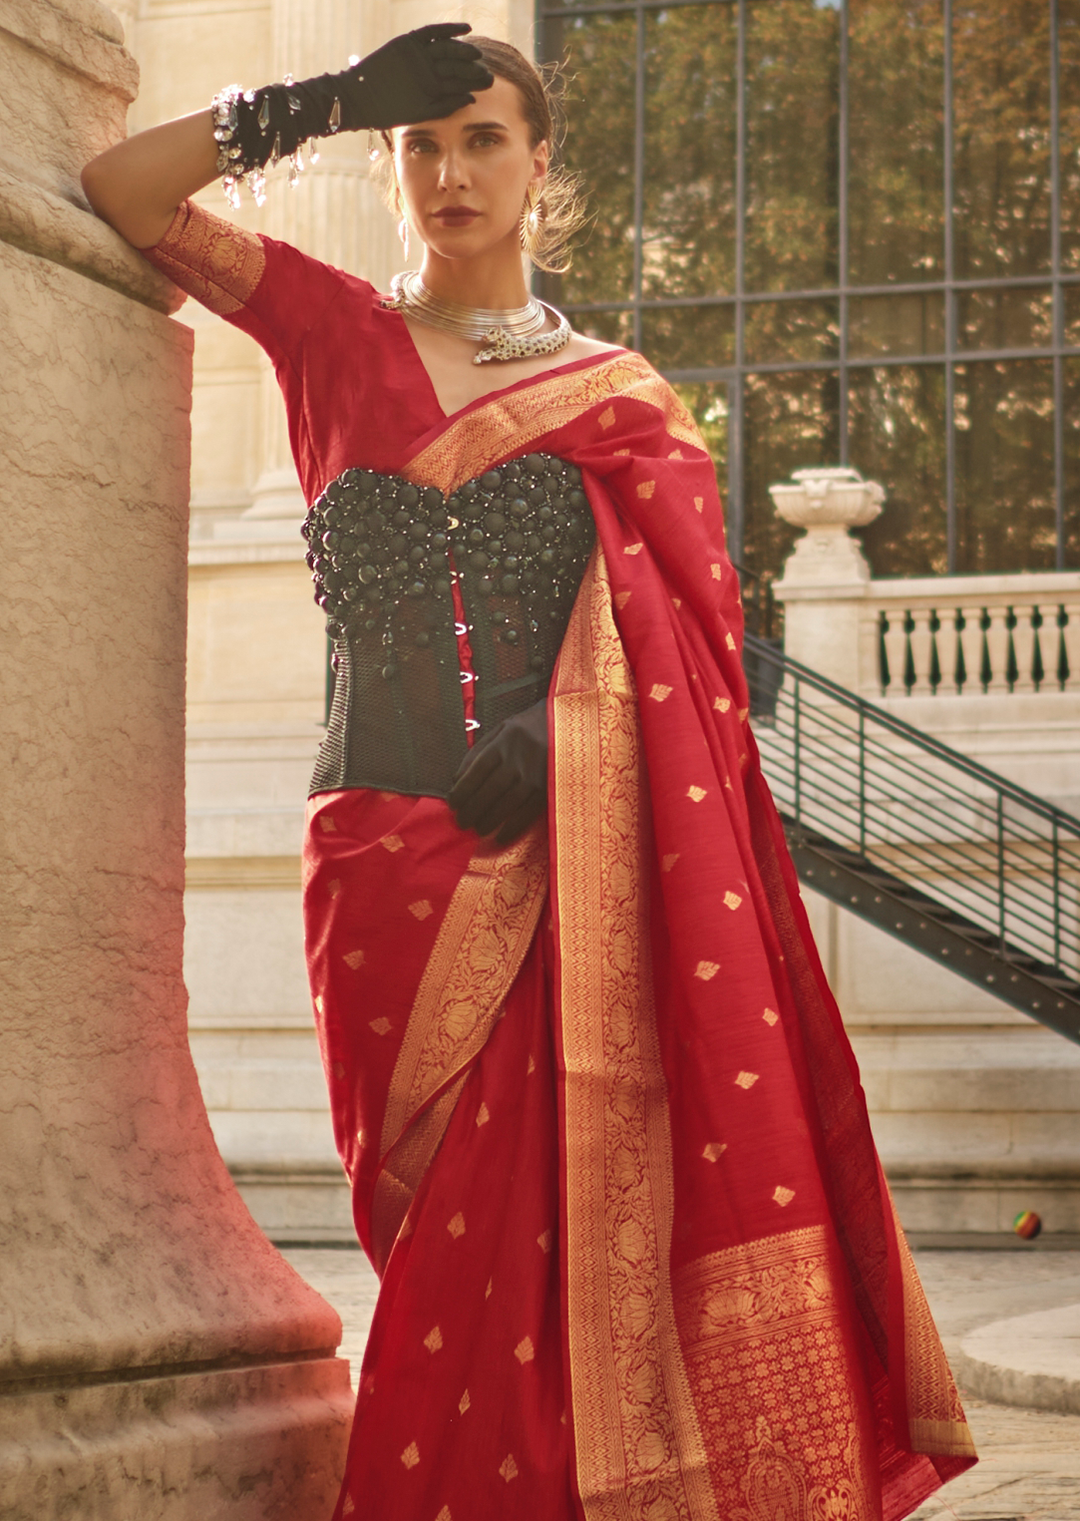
[744,633,1080,1042]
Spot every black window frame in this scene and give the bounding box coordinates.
[536,0,1080,570]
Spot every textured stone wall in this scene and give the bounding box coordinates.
[0,2,352,1512]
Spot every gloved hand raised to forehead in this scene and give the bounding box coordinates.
[217,23,494,189]
[345,23,495,130]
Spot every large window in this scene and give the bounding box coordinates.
[537,0,1080,592]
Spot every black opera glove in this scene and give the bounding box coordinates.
[213,24,493,203]
[447,701,549,848]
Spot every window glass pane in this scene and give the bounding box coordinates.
[542,13,638,305]
[671,381,729,494]
[642,305,735,371]
[572,309,636,348]
[848,0,945,286]
[952,1,1052,280]
[1060,0,1080,273]
[1065,285,1080,348]
[848,293,945,359]
[642,5,737,298]
[957,287,1053,351]
[954,359,1056,571]
[742,370,841,602]
[847,366,947,575]
[744,300,838,364]
[1065,358,1080,564]
[745,0,840,293]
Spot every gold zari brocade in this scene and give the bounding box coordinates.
[553,550,719,1521]
[370,826,548,1272]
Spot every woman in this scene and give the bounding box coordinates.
[83,27,976,1521]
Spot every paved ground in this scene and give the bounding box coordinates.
[909,1251,1080,1521]
[282,1245,1080,1520]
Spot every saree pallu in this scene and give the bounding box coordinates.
[305,352,977,1521]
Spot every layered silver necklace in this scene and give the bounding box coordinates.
[384,270,572,365]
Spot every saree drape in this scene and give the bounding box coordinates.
[305,351,977,1521]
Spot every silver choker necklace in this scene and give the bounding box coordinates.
[383,271,573,365]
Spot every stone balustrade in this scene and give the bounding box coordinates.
[766,465,1080,1240]
[869,575,1080,699]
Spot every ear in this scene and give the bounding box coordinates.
[530,139,550,190]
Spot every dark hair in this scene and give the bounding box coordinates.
[377,36,587,273]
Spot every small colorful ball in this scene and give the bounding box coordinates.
[1013,1210,1042,1240]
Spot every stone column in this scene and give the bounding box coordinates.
[246,0,403,523]
[0,3,352,1515]
[769,466,885,691]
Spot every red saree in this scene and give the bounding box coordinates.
[142,202,975,1520]
[304,356,977,1521]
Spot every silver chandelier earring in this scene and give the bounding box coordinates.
[398,216,410,262]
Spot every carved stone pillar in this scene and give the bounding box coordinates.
[0,3,351,1514]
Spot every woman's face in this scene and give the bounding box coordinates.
[393,75,548,263]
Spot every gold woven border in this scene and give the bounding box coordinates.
[369,824,548,1271]
[145,200,265,316]
[370,1075,469,1274]
[892,1198,976,1457]
[378,822,548,1156]
[404,354,704,494]
[675,1226,879,1521]
[553,550,718,1521]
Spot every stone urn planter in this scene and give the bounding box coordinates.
[769,467,885,587]
[769,467,886,691]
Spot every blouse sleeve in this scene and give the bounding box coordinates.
[141,199,351,371]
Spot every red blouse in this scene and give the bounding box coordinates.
[144,199,459,500]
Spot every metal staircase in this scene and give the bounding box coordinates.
[743,633,1080,1045]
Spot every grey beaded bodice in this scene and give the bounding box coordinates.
[302,454,595,799]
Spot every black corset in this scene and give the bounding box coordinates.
[302,453,596,799]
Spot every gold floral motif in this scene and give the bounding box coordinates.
[553,550,718,1521]
[892,1197,977,1456]
[145,201,265,316]
[404,354,705,494]
[675,1228,877,1521]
